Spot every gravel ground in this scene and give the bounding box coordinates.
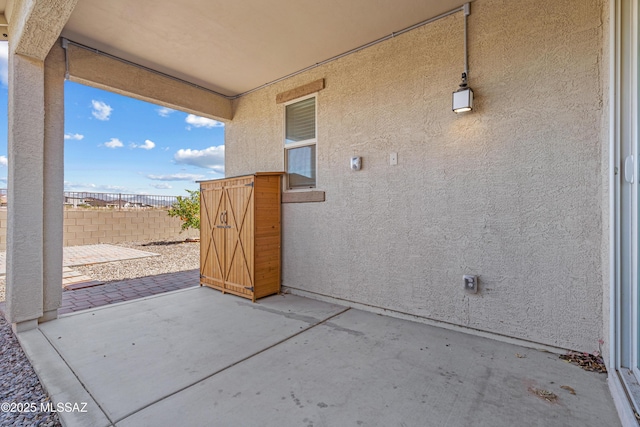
[74,240,199,283]
[0,239,199,426]
[0,315,62,427]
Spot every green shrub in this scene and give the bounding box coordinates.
[168,189,200,231]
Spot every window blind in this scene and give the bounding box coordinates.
[286,97,315,144]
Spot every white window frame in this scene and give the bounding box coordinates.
[283,93,318,191]
[611,1,640,423]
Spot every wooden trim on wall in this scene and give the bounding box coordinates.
[282,191,325,203]
[276,79,325,104]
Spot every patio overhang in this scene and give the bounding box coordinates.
[57,0,470,97]
[1,0,473,122]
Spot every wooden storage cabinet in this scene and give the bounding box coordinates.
[199,172,283,301]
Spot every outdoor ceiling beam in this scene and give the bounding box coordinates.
[65,43,233,121]
[0,14,8,41]
[5,0,78,60]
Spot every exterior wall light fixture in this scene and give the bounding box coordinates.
[453,3,473,114]
[453,72,473,113]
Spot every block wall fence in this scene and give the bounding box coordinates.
[0,209,199,250]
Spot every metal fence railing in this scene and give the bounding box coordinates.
[64,191,179,209]
[0,189,180,210]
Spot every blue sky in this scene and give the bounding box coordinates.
[0,41,225,197]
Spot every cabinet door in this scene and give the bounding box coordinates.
[200,182,226,289]
[223,177,255,298]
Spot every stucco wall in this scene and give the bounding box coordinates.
[0,209,198,250]
[226,0,607,352]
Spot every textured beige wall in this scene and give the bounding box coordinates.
[62,210,199,246]
[0,210,198,250]
[226,0,607,352]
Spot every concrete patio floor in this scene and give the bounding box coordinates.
[17,287,620,427]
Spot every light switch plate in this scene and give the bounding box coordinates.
[390,152,398,166]
[351,156,362,171]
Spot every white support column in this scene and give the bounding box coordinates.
[41,41,65,323]
[6,52,46,332]
[5,0,77,332]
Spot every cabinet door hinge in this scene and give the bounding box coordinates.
[245,182,254,187]
[244,286,254,291]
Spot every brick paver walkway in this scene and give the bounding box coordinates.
[59,269,199,314]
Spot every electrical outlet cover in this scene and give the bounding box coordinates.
[463,275,478,293]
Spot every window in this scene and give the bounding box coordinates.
[284,95,316,189]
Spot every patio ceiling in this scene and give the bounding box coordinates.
[58,0,468,97]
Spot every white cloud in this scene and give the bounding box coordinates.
[0,156,7,167]
[157,107,175,117]
[64,133,85,141]
[185,114,224,129]
[91,100,113,121]
[103,138,123,149]
[140,139,155,150]
[64,181,127,193]
[0,42,7,87]
[150,183,172,190]
[130,139,156,150]
[100,184,127,192]
[146,173,204,182]
[174,145,224,171]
